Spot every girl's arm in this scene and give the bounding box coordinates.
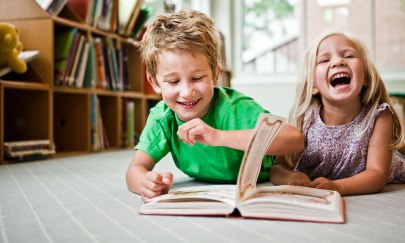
[270,155,312,186]
[177,118,304,155]
[310,110,394,195]
[126,150,173,201]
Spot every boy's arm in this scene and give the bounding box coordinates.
[310,110,393,195]
[126,150,173,201]
[177,119,304,155]
[267,123,304,155]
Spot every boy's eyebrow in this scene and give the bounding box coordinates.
[161,71,178,77]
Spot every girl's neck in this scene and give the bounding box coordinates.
[320,101,362,126]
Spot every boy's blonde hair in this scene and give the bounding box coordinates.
[287,31,403,165]
[137,9,221,80]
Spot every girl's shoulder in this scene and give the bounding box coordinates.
[364,102,392,122]
[359,102,393,133]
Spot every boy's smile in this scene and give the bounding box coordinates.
[149,50,217,122]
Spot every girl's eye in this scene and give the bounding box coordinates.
[317,59,329,64]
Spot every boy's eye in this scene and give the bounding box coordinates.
[192,76,205,81]
[165,79,179,84]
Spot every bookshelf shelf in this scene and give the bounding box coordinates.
[0,0,155,163]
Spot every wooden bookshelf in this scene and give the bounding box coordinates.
[0,0,156,163]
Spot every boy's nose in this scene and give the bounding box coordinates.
[179,84,194,98]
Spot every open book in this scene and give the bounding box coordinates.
[139,114,346,223]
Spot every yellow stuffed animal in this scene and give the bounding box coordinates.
[0,22,27,73]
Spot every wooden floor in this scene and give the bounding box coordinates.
[0,150,404,243]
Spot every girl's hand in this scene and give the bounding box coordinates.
[288,171,312,186]
[177,118,220,146]
[140,171,173,201]
[309,177,341,192]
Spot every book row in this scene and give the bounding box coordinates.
[36,0,153,37]
[91,95,137,151]
[54,27,132,90]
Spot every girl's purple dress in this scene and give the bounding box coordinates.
[295,103,405,183]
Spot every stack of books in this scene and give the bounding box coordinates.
[3,139,55,161]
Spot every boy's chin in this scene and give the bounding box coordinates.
[176,111,203,122]
[177,115,197,123]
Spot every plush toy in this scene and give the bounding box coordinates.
[0,22,27,73]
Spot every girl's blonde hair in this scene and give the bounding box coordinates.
[137,9,221,80]
[287,31,403,165]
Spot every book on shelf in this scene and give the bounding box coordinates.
[126,100,135,148]
[75,41,90,87]
[0,50,40,77]
[66,0,91,23]
[3,139,55,161]
[121,99,135,147]
[119,0,144,36]
[35,0,67,15]
[139,113,346,224]
[93,38,108,89]
[67,33,86,86]
[90,95,109,150]
[83,40,96,88]
[131,5,153,39]
[54,27,77,85]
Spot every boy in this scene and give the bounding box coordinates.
[126,9,304,201]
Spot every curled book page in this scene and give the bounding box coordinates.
[236,113,285,202]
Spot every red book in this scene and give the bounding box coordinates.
[67,0,90,22]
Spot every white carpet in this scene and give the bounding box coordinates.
[0,150,404,243]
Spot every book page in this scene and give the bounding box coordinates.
[237,184,345,223]
[245,185,335,207]
[145,185,237,207]
[236,114,285,203]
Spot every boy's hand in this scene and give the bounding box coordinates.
[288,171,312,186]
[177,118,220,146]
[140,171,173,201]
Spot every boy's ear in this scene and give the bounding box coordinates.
[213,67,220,86]
[147,74,162,94]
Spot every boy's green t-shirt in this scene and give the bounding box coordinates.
[135,87,273,183]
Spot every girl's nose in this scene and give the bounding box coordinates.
[331,57,346,67]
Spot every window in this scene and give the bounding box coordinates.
[242,0,300,74]
[237,0,405,80]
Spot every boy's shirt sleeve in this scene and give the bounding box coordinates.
[222,96,269,130]
[134,110,170,163]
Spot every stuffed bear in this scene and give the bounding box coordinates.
[0,22,27,73]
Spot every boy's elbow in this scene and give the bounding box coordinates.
[291,132,305,153]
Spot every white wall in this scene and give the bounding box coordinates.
[232,82,297,117]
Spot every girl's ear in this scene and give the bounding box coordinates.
[147,73,161,94]
[312,86,320,95]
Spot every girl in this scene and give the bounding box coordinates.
[270,32,405,196]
